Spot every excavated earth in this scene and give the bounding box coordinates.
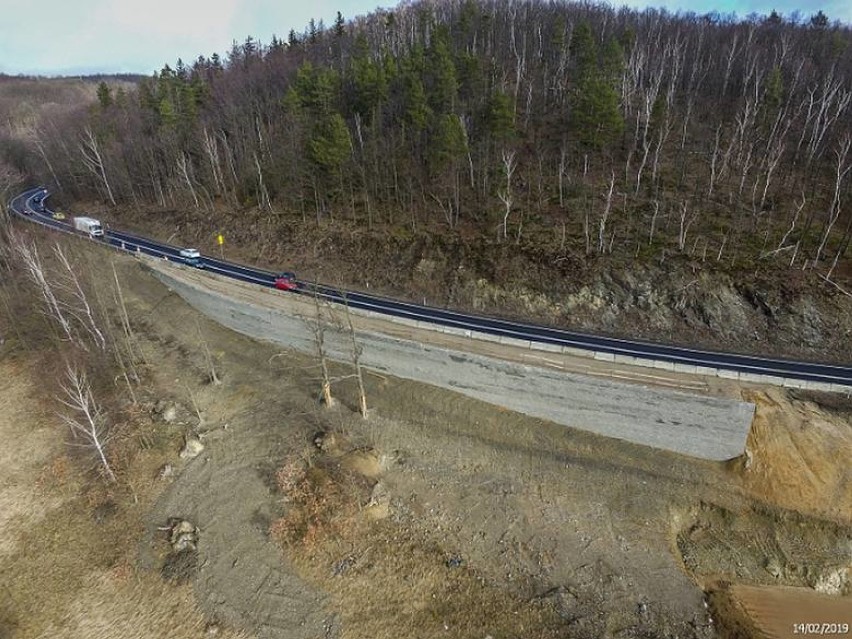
[2,243,850,639]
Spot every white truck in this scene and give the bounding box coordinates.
[72,216,104,238]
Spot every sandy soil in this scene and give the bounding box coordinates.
[3,249,851,639]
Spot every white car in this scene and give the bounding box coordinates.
[179,248,203,268]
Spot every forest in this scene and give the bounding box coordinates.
[5,0,852,289]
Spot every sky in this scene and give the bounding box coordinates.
[0,0,848,77]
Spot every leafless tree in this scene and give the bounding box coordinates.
[342,294,368,418]
[196,320,221,385]
[176,152,201,209]
[312,289,334,407]
[815,134,852,264]
[53,244,107,350]
[598,172,616,254]
[11,233,76,346]
[677,201,698,252]
[497,149,517,241]
[79,126,116,206]
[56,362,116,482]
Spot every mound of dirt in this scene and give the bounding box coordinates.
[736,389,852,523]
[710,583,852,639]
[675,501,852,591]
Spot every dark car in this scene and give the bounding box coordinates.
[274,271,298,291]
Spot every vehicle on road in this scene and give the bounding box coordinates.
[179,248,204,268]
[274,271,299,291]
[72,216,104,238]
[51,211,66,221]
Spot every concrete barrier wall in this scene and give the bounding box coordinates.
[148,265,758,460]
[340,299,850,394]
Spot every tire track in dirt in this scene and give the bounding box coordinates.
[138,414,334,639]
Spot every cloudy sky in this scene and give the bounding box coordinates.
[0,0,848,76]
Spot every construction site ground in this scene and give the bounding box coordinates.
[1,253,850,639]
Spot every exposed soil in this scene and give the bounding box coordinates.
[3,248,851,639]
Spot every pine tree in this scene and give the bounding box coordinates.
[351,37,388,118]
[429,114,467,173]
[96,81,112,109]
[288,29,300,49]
[486,91,514,142]
[292,63,340,116]
[309,113,351,172]
[158,97,176,127]
[210,52,223,72]
[401,61,431,131]
[810,10,828,28]
[569,24,624,151]
[425,26,458,114]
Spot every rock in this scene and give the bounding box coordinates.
[313,431,338,453]
[173,532,197,552]
[180,436,205,459]
[168,519,199,552]
[157,463,174,480]
[341,448,382,478]
[365,481,390,519]
[162,404,178,423]
[764,557,783,579]
[332,555,356,576]
[205,623,220,636]
[813,566,851,595]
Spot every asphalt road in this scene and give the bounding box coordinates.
[7,186,852,388]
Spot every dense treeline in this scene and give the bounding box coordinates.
[13,1,852,277]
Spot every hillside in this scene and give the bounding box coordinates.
[0,75,136,200]
[6,0,852,360]
[1,233,850,639]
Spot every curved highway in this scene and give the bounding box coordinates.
[8,186,852,387]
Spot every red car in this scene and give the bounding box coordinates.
[274,271,299,291]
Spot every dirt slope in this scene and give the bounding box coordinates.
[3,250,850,639]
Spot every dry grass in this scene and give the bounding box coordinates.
[269,438,570,639]
[290,518,568,639]
[710,583,852,639]
[270,453,371,549]
[0,356,253,639]
[39,570,251,639]
[0,360,64,559]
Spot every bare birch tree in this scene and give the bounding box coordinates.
[79,126,116,206]
[53,244,107,350]
[12,233,76,346]
[497,149,517,241]
[56,363,116,482]
[598,172,616,254]
[312,289,334,407]
[815,134,852,264]
[342,294,368,418]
